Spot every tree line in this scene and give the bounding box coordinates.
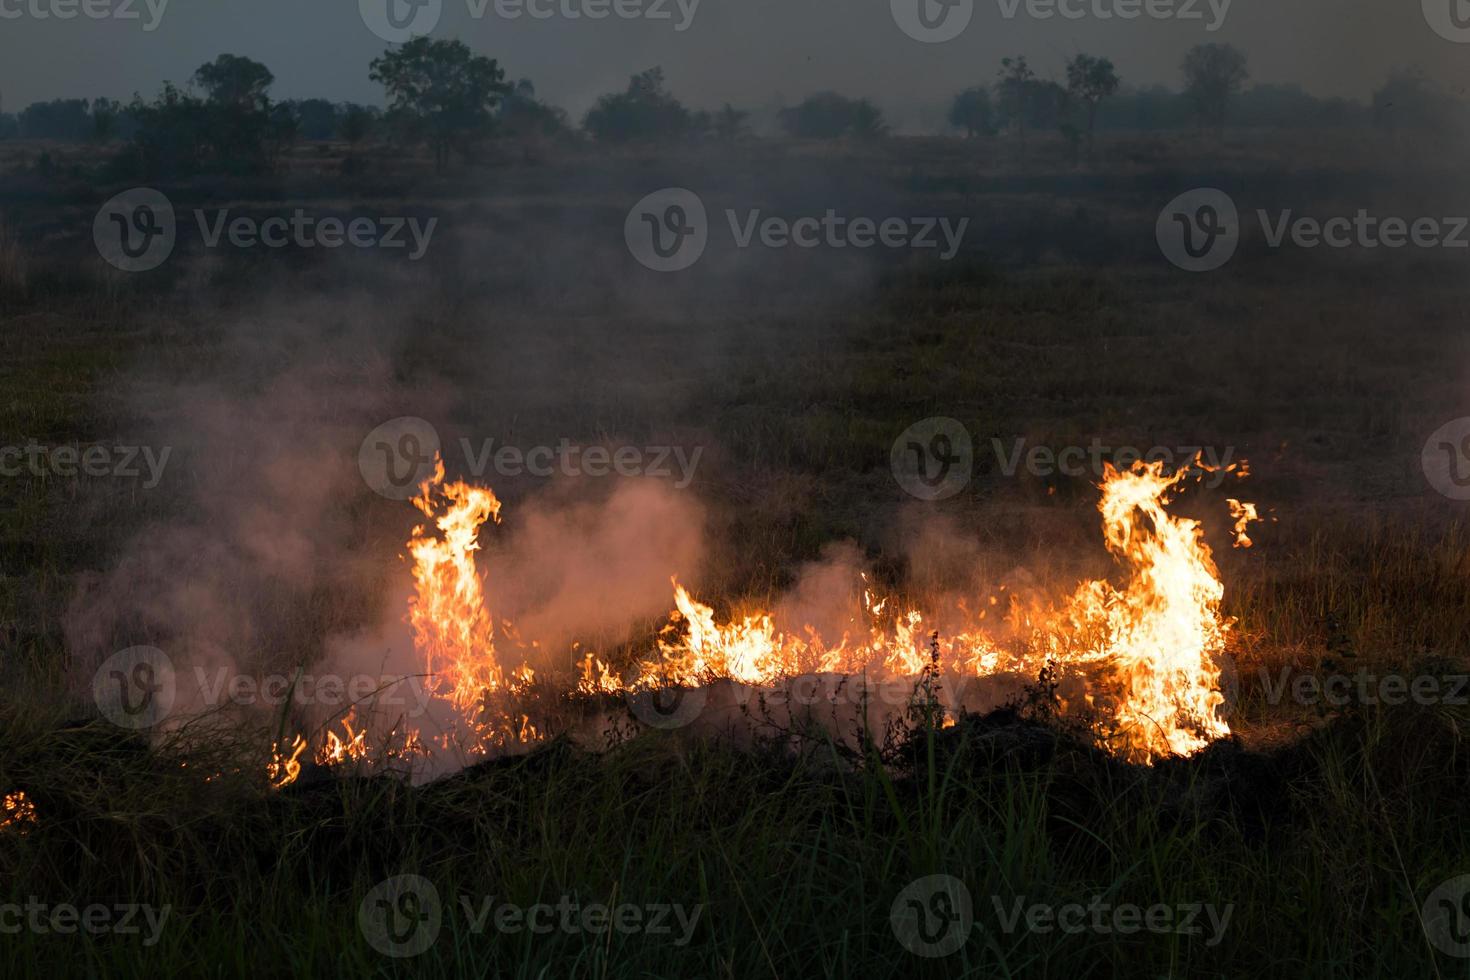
[1,40,1461,177]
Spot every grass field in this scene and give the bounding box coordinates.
[2,131,1470,977]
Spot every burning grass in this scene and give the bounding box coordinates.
[5,149,1470,975]
[371,452,1257,771]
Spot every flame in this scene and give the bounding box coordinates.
[1,791,36,834]
[395,456,1252,764]
[267,735,306,789]
[1046,461,1233,760]
[316,715,369,767]
[407,458,505,710]
[1226,498,1260,548]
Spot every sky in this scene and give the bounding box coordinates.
[1,0,1467,117]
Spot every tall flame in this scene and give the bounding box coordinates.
[407,458,505,710]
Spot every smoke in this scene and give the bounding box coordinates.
[481,476,707,657]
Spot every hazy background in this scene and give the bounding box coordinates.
[1,0,1466,122]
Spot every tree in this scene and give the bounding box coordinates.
[124,81,274,176]
[948,86,995,138]
[1371,69,1457,133]
[778,92,887,139]
[339,104,379,145]
[995,57,1036,147]
[712,103,750,141]
[1064,54,1119,156]
[1181,43,1248,133]
[583,68,695,143]
[89,98,125,142]
[849,99,888,139]
[192,54,275,109]
[498,79,571,140]
[283,98,341,140]
[18,99,92,140]
[369,37,511,173]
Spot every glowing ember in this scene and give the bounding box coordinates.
[1227,498,1260,549]
[1,790,37,833]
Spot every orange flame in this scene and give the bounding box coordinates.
[400,457,1253,764]
[1,791,36,834]
[267,735,306,789]
[407,458,505,710]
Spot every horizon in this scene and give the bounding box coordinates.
[1,0,1463,118]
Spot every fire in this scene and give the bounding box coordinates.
[1,791,36,834]
[316,715,369,767]
[267,735,306,789]
[407,458,506,710]
[1226,498,1260,548]
[392,455,1254,765]
[1043,461,1234,760]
